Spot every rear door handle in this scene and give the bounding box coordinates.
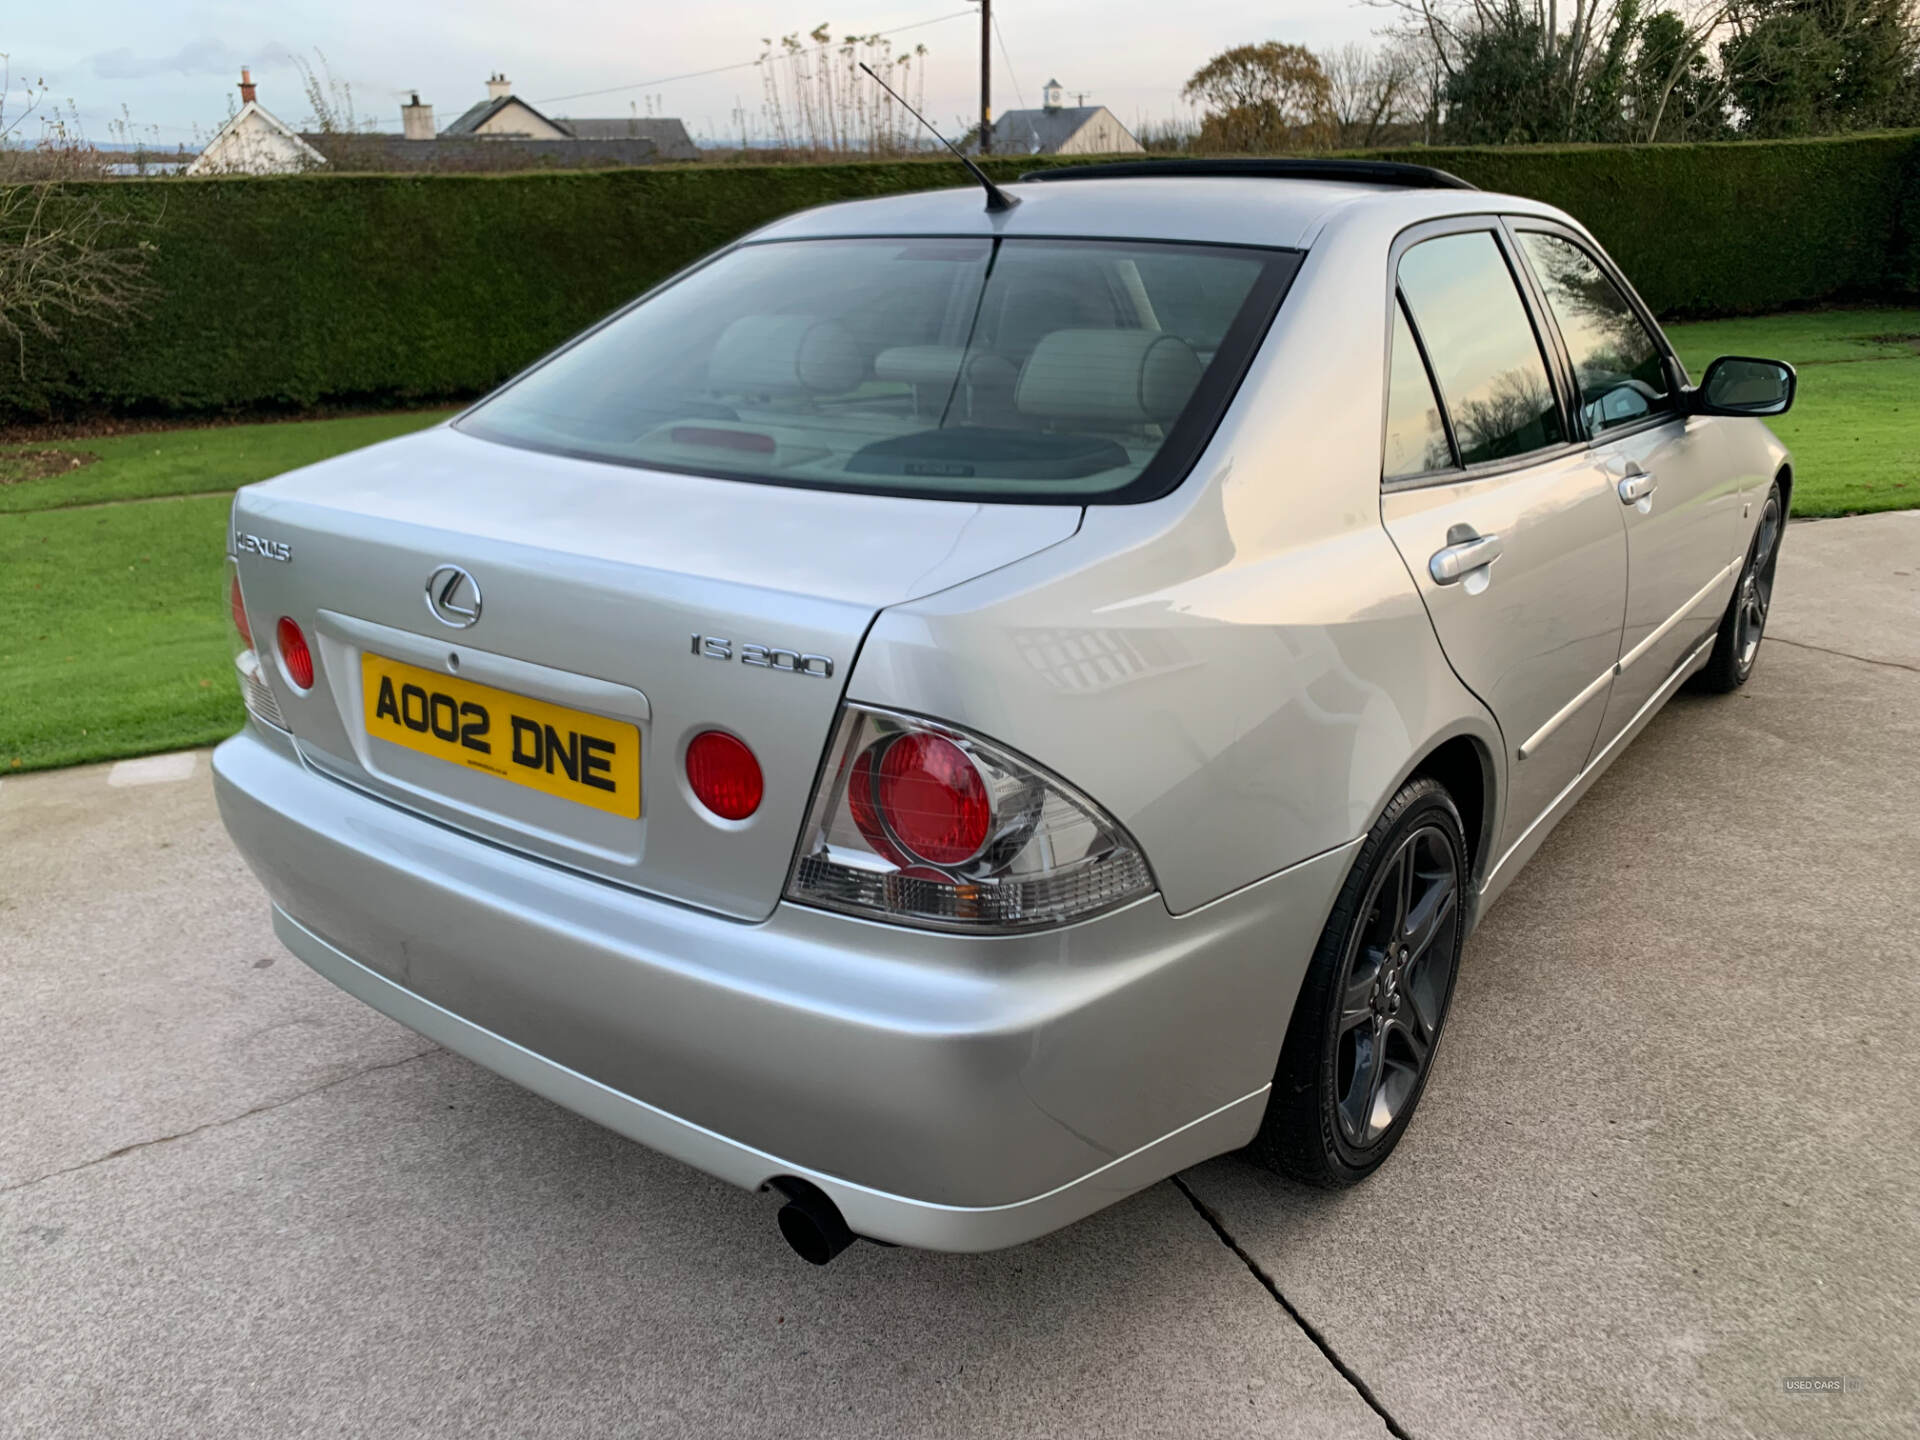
[1618,471,1658,504]
[1429,533,1503,585]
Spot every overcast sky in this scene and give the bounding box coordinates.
[5,1,1385,149]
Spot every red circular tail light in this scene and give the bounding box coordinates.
[847,747,906,866]
[229,575,253,649]
[276,616,314,690]
[686,730,763,820]
[876,733,990,865]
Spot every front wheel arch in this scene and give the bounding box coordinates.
[1694,474,1786,694]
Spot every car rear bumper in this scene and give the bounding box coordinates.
[213,724,1356,1251]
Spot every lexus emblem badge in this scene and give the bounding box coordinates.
[425,565,483,629]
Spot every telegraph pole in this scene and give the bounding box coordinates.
[979,0,993,154]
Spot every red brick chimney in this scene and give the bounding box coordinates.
[239,68,257,105]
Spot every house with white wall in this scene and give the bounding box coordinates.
[440,75,698,158]
[966,78,1143,157]
[187,70,700,174]
[185,70,326,175]
[440,74,571,139]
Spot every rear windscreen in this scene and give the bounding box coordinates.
[457,236,1299,503]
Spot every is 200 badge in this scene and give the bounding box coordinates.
[691,634,834,678]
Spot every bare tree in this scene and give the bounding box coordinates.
[1369,0,1746,141]
[1322,41,1419,147]
[1368,0,1621,136]
[1637,0,1736,140]
[1401,36,1450,141]
[0,56,153,376]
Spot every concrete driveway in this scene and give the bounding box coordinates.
[4,513,1915,1440]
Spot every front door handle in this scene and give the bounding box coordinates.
[1618,471,1658,504]
[1430,533,1503,585]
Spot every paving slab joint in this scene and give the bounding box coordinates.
[0,1046,440,1196]
[1767,635,1920,676]
[1172,1173,1413,1440]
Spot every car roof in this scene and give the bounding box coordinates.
[749,175,1575,253]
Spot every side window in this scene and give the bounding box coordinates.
[1384,300,1452,479]
[1397,231,1565,467]
[1517,231,1672,436]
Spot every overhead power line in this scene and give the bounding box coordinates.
[991,10,1026,111]
[532,10,976,106]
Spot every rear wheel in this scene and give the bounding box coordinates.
[1695,481,1785,694]
[1249,776,1467,1187]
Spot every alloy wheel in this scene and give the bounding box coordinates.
[1735,493,1783,675]
[1332,824,1461,1150]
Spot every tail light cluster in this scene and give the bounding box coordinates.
[225,563,286,730]
[226,563,314,728]
[276,616,314,691]
[786,705,1153,932]
[229,571,253,649]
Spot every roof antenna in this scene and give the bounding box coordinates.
[857,61,1018,213]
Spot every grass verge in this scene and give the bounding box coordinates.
[0,409,457,514]
[1664,307,1920,517]
[2,496,242,772]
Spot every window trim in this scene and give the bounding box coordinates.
[453,233,1304,508]
[1380,215,1584,492]
[1502,218,1687,448]
[1381,291,1459,483]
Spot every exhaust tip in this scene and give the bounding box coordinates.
[770,1178,856,1266]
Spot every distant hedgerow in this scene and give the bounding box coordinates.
[3,132,1915,421]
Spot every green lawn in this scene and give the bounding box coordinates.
[0,410,456,514]
[3,496,242,771]
[1,409,452,772]
[1,309,1915,774]
[1665,307,1920,517]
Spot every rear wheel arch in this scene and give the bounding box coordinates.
[1324,726,1497,946]
[1251,770,1471,1185]
[1407,734,1494,893]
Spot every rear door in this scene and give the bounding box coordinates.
[1510,225,1743,749]
[1379,222,1629,859]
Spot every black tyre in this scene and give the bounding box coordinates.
[1694,481,1785,694]
[1249,776,1468,1187]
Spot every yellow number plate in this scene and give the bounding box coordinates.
[361,653,640,819]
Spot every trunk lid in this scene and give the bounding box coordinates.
[231,425,1080,920]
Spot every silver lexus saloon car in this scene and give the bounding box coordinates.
[214,158,1795,1263]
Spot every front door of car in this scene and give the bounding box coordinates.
[1509,226,1743,749]
[1378,223,1629,860]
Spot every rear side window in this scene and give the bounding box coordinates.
[1517,231,1673,435]
[1384,301,1452,479]
[458,236,1299,503]
[1397,232,1565,467]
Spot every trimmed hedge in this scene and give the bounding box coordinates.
[1890,136,1920,294]
[4,133,1916,421]
[1374,134,1920,317]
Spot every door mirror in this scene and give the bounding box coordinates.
[1693,356,1796,417]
